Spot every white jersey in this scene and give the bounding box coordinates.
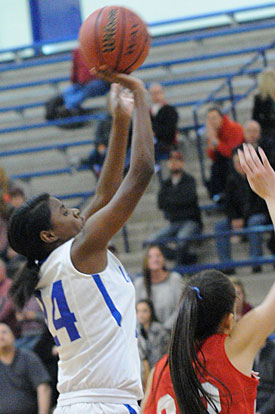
[36,239,143,406]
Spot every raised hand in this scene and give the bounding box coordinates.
[90,65,145,94]
[109,83,134,121]
[238,143,275,202]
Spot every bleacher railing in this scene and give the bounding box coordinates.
[0,3,275,60]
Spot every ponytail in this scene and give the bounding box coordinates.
[169,270,235,414]
[9,259,40,309]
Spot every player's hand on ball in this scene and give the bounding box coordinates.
[110,84,134,120]
[90,66,145,94]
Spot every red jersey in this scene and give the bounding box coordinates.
[144,355,179,414]
[197,333,258,414]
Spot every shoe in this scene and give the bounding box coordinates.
[223,268,236,275]
[252,265,262,273]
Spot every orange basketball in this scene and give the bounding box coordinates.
[79,6,150,74]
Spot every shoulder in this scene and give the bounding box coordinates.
[168,271,183,284]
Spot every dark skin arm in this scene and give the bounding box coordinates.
[71,69,155,274]
[81,83,133,220]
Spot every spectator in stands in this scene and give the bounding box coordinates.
[61,48,110,115]
[15,295,45,351]
[0,195,9,263]
[0,322,51,414]
[254,335,275,414]
[214,147,270,274]
[149,83,179,163]
[205,106,244,201]
[136,299,170,370]
[45,48,110,123]
[229,277,253,321]
[134,244,183,330]
[243,119,275,166]
[34,325,59,408]
[80,94,112,178]
[0,259,20,338]
[8,186,25,210]
[252,67,275,140]
[146,150,202,265]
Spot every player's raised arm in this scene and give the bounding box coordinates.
[71,69,154,273]
[81,82,133,220]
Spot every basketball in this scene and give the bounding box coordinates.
[79,6,151,74]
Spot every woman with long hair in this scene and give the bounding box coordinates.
[169,143,275,414]
[8,68,154,414]
[134,244,183,330]
[252,67,275,139]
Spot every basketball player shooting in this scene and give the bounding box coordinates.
[8,68,154,414]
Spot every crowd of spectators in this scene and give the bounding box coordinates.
[1,41,275,413]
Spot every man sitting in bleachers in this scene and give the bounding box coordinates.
[146,150,202,265]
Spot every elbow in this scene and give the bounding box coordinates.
[131,161,154,186]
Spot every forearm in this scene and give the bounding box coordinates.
[37,383,51,414]
[82,115,130,219]
[265,198,275,230]
[129,88,154,178]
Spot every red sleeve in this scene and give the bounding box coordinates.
[216,127,244,158]
[207,147,217,160]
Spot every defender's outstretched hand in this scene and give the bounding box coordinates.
[238,143,275,202]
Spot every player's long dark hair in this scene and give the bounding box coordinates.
[169,270,236,414]
[8,193,52,309]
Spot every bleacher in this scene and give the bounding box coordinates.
[1,4,275,305]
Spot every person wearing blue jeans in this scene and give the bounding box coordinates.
[215,146,270,274]
[63,79,110,111]
[215,213,268,272]
[146,150,203,265]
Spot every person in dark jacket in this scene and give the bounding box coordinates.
[252,68,275,140]
[214,147,270,273]
[146,151,202,265]
[149,83,179,162]
[254,337,275,414]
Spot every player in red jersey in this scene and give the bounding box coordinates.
[141,355,178,414]
[168,144,275,414]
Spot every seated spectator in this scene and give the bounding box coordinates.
[205,106,244,201]
[229,277,253,321]
[149,83,179,163]
[62,48,110,114]
[242,119,275,167]
[0,259,20,338]
[252,67,275,140]
[15,295,45,351]
[146,151,202,265]
[0,322,51,414]
[134,245,183,331]
[253,336,275,414]
[214,147,270,274]
[136,299,170,370]
[7,186,25,210]
[80,94,112,178]
[45,48,110,122]
[34,325,59,408]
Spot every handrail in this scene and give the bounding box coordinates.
[148,3,275,27]
[0,3,274,57]
[0,139,93,158]
[175,255,275,274]
[0,112,105,135]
